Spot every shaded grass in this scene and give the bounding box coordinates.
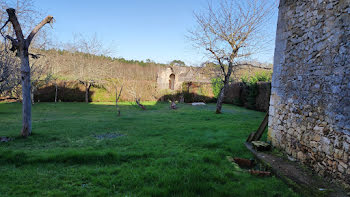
[0,102,298,196]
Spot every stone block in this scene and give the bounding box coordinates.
[310,141,318,147]
[297,151,307,161]
[339,161,348,170]
[334,149,344,160]
[338,164,345,173]
[344,152,348,163]
[313,135,321,142]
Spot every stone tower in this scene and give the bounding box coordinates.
[268,0,349,187]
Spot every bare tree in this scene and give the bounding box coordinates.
[189,0,275,113]
[0,0,39,96]
[0,0,53,102]
[43,51,68,103]
[78,80,94,103]
[115,85,123,116]
[0,44,20,94]
[108,77,124,116]
[128,83,146,110]
[30,61,52,104]
[0,8,53,137]
[64,33,113,103]
[0,44,52,101]
[49,74,58,103]
[135,98,146,110]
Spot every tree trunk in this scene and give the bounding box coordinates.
[55,86,57,102]
[54,82,58,103]
[116,88,119,116]
[85,83,91,103]
[115,86,123,116]
[85,88,89,103]
[215,63,234,114]
[215,84,226,114]
[170,101,177,109]
[20,53,32,137]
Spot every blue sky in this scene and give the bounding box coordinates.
[34,0,278,66]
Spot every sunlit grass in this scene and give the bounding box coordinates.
[0,102,298,196]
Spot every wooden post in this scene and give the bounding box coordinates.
[246,113,269,142]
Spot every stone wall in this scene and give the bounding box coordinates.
[156,66,210,91]
[156,64,272,92]
[268,0,350,188]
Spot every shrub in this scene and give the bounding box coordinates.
[242,71,272,84]
[241,71,272,109]
[211,77,224,98]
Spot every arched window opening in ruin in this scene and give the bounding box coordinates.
[169,74,175,90]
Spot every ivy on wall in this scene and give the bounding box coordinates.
[241,71,272,109]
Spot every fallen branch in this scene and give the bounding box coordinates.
[135,98,146,110]
[249,170,271,177]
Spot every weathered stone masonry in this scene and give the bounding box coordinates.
[268,0,350,187]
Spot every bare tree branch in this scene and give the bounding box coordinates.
[26,15,54,47]
[6,8,24,46]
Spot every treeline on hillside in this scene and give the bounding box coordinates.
[44,49,168,67]
[1,46,273,106]
[32,48,169,102]
[36,48,166,81]
[33,48,219,103]
[0,46,213,102]
[1,41,273,107]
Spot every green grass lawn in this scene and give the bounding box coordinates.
[0,102,298,197]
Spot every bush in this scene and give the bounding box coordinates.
[242,71,272,84]
[211,78,224,98]
[233,97,244,106]
[241,71,272,109]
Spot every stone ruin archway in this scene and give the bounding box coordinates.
[169,74,175,90]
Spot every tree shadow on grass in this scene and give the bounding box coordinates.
[0,149,153,166]
[35,83,94,102]
[157,92,215,104]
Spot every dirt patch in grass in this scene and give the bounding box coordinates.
[93,133,125,140]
